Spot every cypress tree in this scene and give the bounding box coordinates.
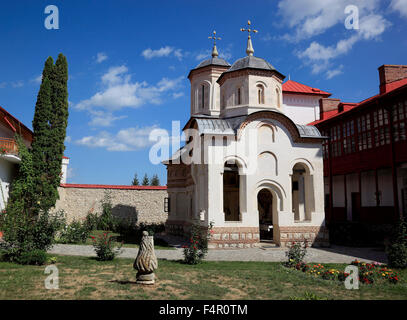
[142,174,149,186]
[132,173,139,186]
[150,174,160,186]
[31,54,69,214]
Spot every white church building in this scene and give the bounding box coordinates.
[164,26,329,248]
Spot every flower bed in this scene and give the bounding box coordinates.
[287,259,400,285]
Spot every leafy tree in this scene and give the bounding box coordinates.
[150,174,160,186]
[132,173,139,186]
[142,174,149,186]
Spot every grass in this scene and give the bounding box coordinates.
[1,255,407,300]
[57,230,174,250]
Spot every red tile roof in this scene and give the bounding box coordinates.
[0,105,33,142]
[282,80,331,97]
[309,80,407,126]
[60,183,167,190]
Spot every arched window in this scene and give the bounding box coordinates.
[237,87,241,105]
[291,163,313,222]
[201,84,205,109]
[257,84,264,104]
[223,162,240,221]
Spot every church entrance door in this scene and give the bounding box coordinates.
[257,188,274,241]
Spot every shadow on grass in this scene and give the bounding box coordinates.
[109,279,138,285]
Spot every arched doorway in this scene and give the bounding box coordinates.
[257,188,274,240]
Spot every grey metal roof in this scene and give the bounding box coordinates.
[194,57,231,69]
[227,56,276,73]
[193,116,322,138]
[295,124,322,138]
[194,118,236,135]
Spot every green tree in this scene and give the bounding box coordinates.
[150,174,160,186]
[31,54,69,214]
[132,173,139,186]
[142,174,149,186]
[5,135,34,217]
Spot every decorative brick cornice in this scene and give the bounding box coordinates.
[217,69,283,86]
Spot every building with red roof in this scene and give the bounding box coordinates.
[311,65,407,225]
[282,80,332,125]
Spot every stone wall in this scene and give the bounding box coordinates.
[54,184,169,225]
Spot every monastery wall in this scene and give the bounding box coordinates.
[54,184,169,225]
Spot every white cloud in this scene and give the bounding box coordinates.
[0,82,6,89]
[75,65,184,112]
[326,65,344,79]
[172,92,184,99]
[11,81,24,88]
[75,126,159,152]
[277,0,380,41]
[195,49,232,61]
[96,52,108,63]
[141,46,184,60]
[297,13,390,76]
[88,110,127,127]
[65,136,72,143]
[391,0,407,18]
[32,74,42,84]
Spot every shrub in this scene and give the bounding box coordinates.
[183,221,213,265]
[15,249,48,265]
[58,220,90,244]
[98,191,117,231]
[284,241,308,267]
[84,211,99,232]
[91,232,123,261]
[387,243,407,269]
[386,219,407,269]
[1,209,64,263]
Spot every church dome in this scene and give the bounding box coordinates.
[227,55,276,73]
[194,57,231,70]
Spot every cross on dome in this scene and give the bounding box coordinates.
[240,20,258,56]
[208,30,221,58]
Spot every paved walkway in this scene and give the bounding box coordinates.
[48,243,387,264]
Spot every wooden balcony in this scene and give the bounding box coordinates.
[0,138,18,155]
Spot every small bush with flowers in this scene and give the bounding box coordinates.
[182,221,214,265]
[284,241,308,268]
[351,259,400,285]
[91,232,123,261]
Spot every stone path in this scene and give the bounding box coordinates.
[48,243,387,264]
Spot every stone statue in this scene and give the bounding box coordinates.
[133,231,158,285]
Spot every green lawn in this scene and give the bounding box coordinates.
[1,255,407,300]
[57,230,174,250]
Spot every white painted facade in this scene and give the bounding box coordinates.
[283,93,322,125]
[166,52,328,247]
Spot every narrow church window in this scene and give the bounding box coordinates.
[257,84,264,104]
[223,136,228,146]
[201,85,205,109]
[223,162,240,221]
[212,136,216,146]
[237,88,241,105]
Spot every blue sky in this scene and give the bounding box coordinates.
[0,0,406,185]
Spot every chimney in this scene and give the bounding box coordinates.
[319,98,341,120]
[378,65,407,94]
